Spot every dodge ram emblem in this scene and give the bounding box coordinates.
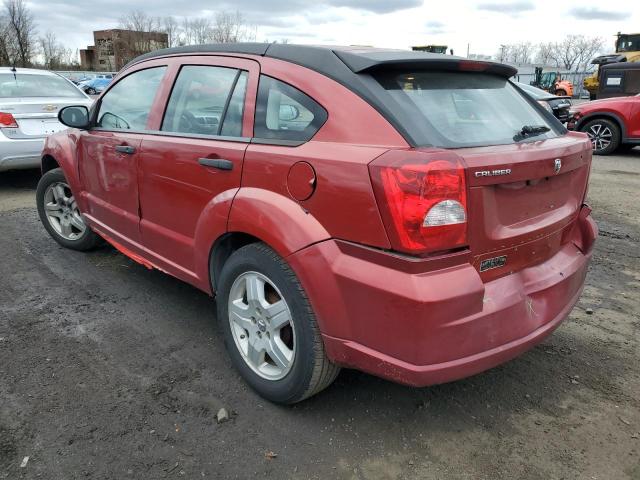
[554,159,562,174]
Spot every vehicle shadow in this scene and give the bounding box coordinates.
[0,168,40,190]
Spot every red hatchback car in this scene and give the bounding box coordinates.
[567,94,640,155]
[37,44,597,403]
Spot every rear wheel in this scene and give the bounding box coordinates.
[36,168,102,251]
[580,118,620,155]
[216,243,339,404]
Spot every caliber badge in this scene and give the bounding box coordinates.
[480,255,507,272]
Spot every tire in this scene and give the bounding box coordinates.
[216,243,340,404]
[86,87,96,95]
[580,118,621,156]
[36,168,102,251]
[555,89,567,96]
[590,93,597,101]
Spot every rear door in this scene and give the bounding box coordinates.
[138,56,259,275]
[78,65,168,243]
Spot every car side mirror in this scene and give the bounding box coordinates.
[58,105,90,129]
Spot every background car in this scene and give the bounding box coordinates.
[79,77,111,95]
[516,81,572,122]
[0,67,93,172]
[567,94,640,154]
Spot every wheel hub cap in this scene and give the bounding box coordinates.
[228,271,296,381]
[43,181,87,241]
[587,124,612,152]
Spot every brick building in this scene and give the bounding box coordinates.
[80,29,168,71]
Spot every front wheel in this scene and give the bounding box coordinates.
[216,243,340,404]
[36,168,102,251]
[580,118,620,155]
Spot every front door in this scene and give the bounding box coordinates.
[138,57,259,278]
[78,66,168,244]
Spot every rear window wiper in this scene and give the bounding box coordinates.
[514,124,550,141]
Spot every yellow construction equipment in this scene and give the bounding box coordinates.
[584,32,640,99]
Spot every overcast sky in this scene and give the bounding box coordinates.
[27,0,637,58]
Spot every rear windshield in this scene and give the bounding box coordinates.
[0,73,85,99]
[375,71,558,148]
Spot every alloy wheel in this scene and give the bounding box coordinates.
[587,123,613,152]
[43,182,87,241]
[228,271,296,381]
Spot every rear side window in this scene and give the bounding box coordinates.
[375,71,558,148]
[254,75,327,142]
[97,67,166,131]
[162,66,247,137]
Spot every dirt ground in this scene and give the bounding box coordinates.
[1,150,639,480]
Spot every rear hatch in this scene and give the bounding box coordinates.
[365,64,592,280]
[0,71,91,138]
[1,98,91,138]
[460,133,591,280]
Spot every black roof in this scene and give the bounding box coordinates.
[602,61,640,71]
[125,43,518,147]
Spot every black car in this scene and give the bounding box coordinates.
[516,82,572,122]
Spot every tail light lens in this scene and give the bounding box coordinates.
[0,112,18,128]
[370,150,468,255]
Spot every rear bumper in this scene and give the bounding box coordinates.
[0,133,44,172]
[288,208,597,387]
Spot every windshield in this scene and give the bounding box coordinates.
[616,35,640,53]
[0,73,85,99]
[375,71,558,148]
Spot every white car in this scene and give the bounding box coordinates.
[0,67,93,172]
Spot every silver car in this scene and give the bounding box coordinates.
[0,67,93,172]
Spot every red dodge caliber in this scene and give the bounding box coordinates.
[37,44,597,403]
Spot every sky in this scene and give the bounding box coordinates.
[26,0,638,58]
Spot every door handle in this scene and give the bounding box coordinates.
[198,158,233,171]
[115,145,136,155]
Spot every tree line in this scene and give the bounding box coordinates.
[0,0,259,70]
[496,35,605,72]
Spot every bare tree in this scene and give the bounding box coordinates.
[39,31,62,69]
[4,0,36,67]
[212,11,246,43]
[534,42,557,66]
[161,16,180,47]
[0,14,11,65]
[189,17,212,44]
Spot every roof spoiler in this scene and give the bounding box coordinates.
[334,50,517,78]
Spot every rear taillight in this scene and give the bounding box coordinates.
[370,150,468,255]
[0,112,18,128]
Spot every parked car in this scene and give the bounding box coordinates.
[567,94,640,154]
[37,44,597,403]
[0,67,93,172]
[516,82,572,122]
[79,77,111,95]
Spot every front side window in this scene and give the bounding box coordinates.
[162,66,246,137]
[254,75,327,142]
[96,67,166,131]
[375,71,558,148]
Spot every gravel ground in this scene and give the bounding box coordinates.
[1,149,639,480]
